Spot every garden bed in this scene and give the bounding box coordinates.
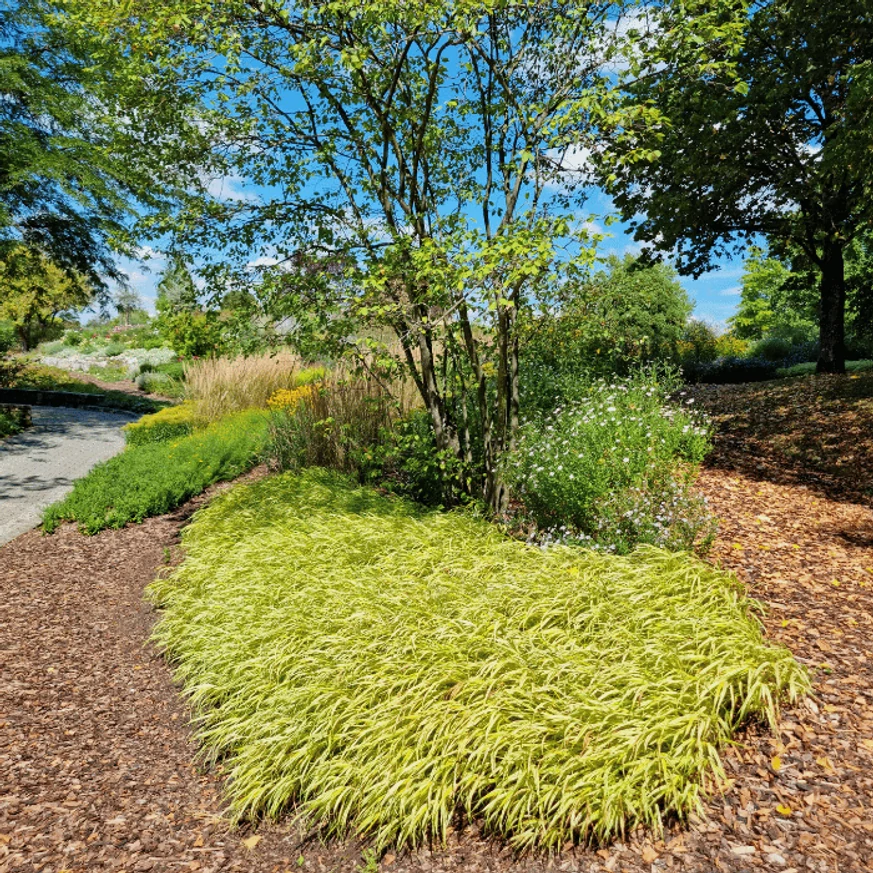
[3,456,873,872]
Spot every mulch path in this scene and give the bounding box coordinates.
[3,386,873,873]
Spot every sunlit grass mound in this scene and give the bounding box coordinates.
[43,409,269,534]
[149,469,807,852]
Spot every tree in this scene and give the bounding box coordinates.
[731,235,873,351]
[602,0,873,373]
[63,0,631,510]
[729,246,813,341]
[0,0,219,296]
[154,254,225,356]
[0,244,92,349]
[113,287,142,326]
[155,254,199,314]
[522,254,692,379]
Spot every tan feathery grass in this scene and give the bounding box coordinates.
[184,353,306,422]
[149,469,808,852]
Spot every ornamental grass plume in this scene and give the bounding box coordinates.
[149,469,808,852]
[185,352,304,422]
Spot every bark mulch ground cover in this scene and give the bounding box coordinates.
[3,382,873,873]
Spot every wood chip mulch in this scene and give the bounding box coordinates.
[3,385,873,873]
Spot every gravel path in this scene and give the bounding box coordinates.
[0,407,134,545]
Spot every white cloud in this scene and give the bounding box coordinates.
[134,245,164,262]
[719,286,742,296]
[205,172,259,204]
[543,144,597,190]
[246,255,280,268]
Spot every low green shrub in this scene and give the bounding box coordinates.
[750,335,794,362]
[149,469,808,851]
[135,371,172,393]
[0,405,31,438]
[43,409,268,534]
[154,360,186,381]
[361,409,469,507]
[504,372,714,553]
[103,342,125,357]
[123,402,198,446]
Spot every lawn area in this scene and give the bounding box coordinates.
[149,468,807,852]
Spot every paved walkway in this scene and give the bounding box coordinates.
[0,407,134,545]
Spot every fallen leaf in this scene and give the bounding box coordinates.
[641,846,659,863]
[242,835,261,850]
[776,804,792,816]
[771,755,782,772]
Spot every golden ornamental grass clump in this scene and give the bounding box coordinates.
[149,469,808,852]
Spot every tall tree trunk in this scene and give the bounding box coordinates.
[817,239,846,374]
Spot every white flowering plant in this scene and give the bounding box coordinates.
[504,371,715,553]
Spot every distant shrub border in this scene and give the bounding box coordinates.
[149,469,808,852]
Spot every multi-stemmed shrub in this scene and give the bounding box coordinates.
[504,372,714,553]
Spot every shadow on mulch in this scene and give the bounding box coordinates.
[689,371,873,508]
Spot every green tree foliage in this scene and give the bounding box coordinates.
[0,0,221,298]
[731,236,873,354]
[61,0,632,510]
[0,244,93,349]
[522,255,692,384]
[155,254,199,313]
[155,255,225,357]
[113,287,142,326]
[729,247,814,341]
[603,0,873,374]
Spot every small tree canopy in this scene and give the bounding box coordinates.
[0,244,93,349]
